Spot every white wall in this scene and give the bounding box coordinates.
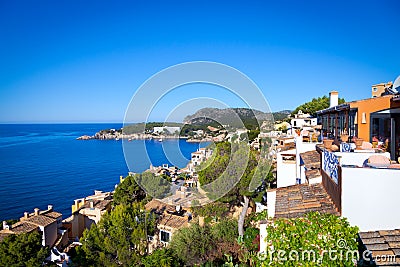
[335,152,390,167]
[153,126,180,134]
[266,190,276,218]
[296,141,320,184]
[341,167,400,231]
[277,142,320,188]
[276,155,296,188]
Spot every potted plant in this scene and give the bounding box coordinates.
[323,138,334,149]
[372,136,379,148]
[354,137,363,150]
[340,130,349,143]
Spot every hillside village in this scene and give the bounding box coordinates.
[2,77,400,266]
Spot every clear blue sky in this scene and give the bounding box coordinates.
[0,0,399,123]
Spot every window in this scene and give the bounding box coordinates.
[160,230,170,243]
[373,87,378,92]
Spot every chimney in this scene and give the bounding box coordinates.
[47,205,53,211]
[90,201,94,209]
[24,212,29,219]
[2,221,9,230]
[329,91,339,108]
[34,208,39,216]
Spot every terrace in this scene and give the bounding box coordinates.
[316,144,400,231]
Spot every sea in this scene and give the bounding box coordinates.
[0,123,207,221]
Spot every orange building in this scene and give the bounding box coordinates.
[317,92,400,160]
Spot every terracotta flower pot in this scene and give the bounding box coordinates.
[355,138,363,150]
[340,134,349,143]
[331,144,339,152]
[323,139,334,149]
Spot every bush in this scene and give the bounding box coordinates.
[260,212,359,266]
[142,248,181,267]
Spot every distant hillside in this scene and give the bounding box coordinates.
[183,108,273,130]
[273,110,291,121]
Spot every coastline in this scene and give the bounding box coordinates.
[76,132,212,143]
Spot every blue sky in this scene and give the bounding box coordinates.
[0,0,399,123]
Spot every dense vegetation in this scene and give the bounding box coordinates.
[261,212,359,266]
[291,95,345,116]
[184,107,272,130]
[75,203,155,267]
[0,231,49,267]
[197,141,272,239]
[113,174,147,206]
[170,220,240,266]
[0,172,359,266]
[272,110,291,121]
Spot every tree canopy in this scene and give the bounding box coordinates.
[169,219,240,266]
[136,172,171,199]
[0,231,49,267]
[141,248,181,267]
[113,174,146,206]
[261,212,359,266]
[75,203,155,267]
[291,95,346,116]
[197,141,271,238]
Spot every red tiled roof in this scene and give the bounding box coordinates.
[359,229,400,266]
[305,169,321,179]
[8,221,38,233]
[274,183,339,219]
[300,150,320,169]
[81,199,111,211]
[43,211,62,219]
[145,199,175,214]
[25,214,56,227]
[158,213,189,229]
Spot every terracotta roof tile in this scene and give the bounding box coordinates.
[25,214,56,227]
[359,229,400,266]
[393,249,400,256]
[9,221,38,233]
[300,150,320,169]
[305,169,321,179]
[388,242,400,248]
[158,214,189,229]
[145,199,175,214]
[274,183,339,219]
[81,199,111,211]
[43,211,62,219]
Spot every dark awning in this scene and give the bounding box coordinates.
[316,104,350,115]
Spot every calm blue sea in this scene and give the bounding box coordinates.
[0,124,206,221]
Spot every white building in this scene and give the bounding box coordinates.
[187,148,212,175]
[263,147,399,239]
[276,137,320,188]
[290,110,317,135]
[321,150,397,231]
[153,126,181,134]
